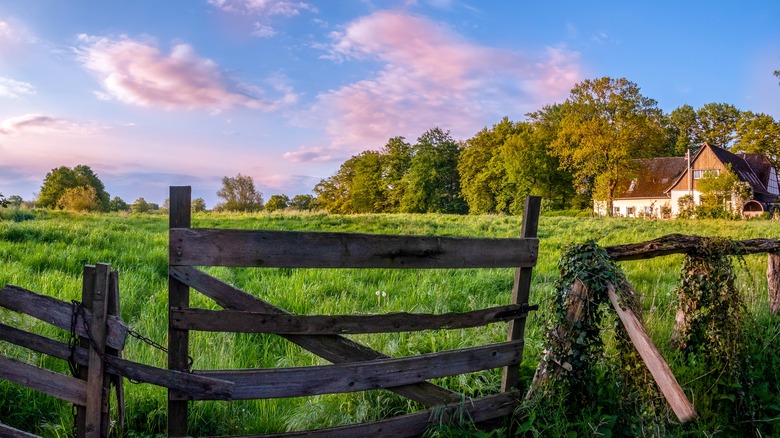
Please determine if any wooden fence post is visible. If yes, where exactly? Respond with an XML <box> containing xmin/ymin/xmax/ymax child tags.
<box><xmin>75</xmin><ymin>265</ymin><xmax>95</xmax><ymax>437</ymax></box>
<box><xmin>169</xmin><ymin>186</ymin><xmax>192</xmax><ymax>437</ymax></box>
<box><xmin>768</xmin><ymin>253</ymin><xmax>780</xmax><ymax>315</ymax></box>
<box><xmin>106</xmin><ymin>270</ymin><xmax>125</xmax><ymax>433</ymax></box>
<box><xmin>85</xmin><ymin>263</ymin><xmax>111</xmax><ymax>437</ymax></box>
<box><xmin>501</xmin><ymin>196</ymin><xmax>541</xmax><ymax>392</ymax></box>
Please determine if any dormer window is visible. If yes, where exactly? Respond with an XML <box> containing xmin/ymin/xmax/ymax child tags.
<box><xmin>627</xmin><ymin>179</ymin><xmax>636</xmax><ymax>192</ymax></box>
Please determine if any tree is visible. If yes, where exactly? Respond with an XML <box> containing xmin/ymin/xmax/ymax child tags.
<box><xmin>0</xmin><ymin>193</ymin><xmax>6</xmax><ymax>208</ymax></box>
<box><xmin>775</xmin><ymin>68</ymin><xmax>779</xmax><ymax>86</ymax></box>
<box><xmin>290</xmin><ymin>194</ymin><xmax>315</xmax><ymax>211</ymax></box>
<box><xmin>265</xmin><ymin>194</ymin><xmax>290</xmax><ymax>212</ymax></box>
<box><xmin>694</xmin><ymin>102</ymin><xmax>741</xmax><ymax>149</ymax></box>
<box><xmin>696</xmin><ymin>167</ymin><xmax>748</xmax><ymax>218</ymax></box>
<box><xmin>380</xmin><ymin>137</ymin><xmax>413</xmax><ymax>212</ymax></box>
<box><xmin>665</xmin><ymin>104</ymin><xmax>699</xmax><ymax>156</ymax></box>
<box><xmin>216</xmin><ymin>173</ymin><xmax>264</xmax><ymax>212</ymax></box>
<box><xmin>732</xmin><ymin>111</ymin><xmax>780</xmax><ymax>168</ymax></box>
<box><xmin>58</xmin><ymin>186</ymin><xmax>100</xmax><ymax>212</ymax></box>
<box><xmin>7</xmin><ymin>195</ymin><xmax>24</xmax><ymax>207</ymax></box>
<box><xmin>131</xmin><ymin>197</ymin><xmax>153</xmax><ymax>214</ymax></box>
<box><xmin>191</xmin><ymin>197</ymin><xmax>207</xmax><ymax>213</ymax></box>
<box><xmin>400</xmin><ymin>128</ymin><xmax>467</xmax><ymax>214</ymax></box>
<box><xmin>108</xmin><ymin>196</ymin><xmax>129</xmax><ymax>212</ymax></box>
<box><xmin>38</xmin><ymin>165</ymin><xmax>110</xmax><ymax>211</ymax></box>
<box><xmin>549</xmin><ymin>77</ymin><xmax>665</xmax><ymax>216</ymax></box>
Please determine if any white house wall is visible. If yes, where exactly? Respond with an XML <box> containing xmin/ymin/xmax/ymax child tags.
<box><xmin>608</xmin><ymin>198</ymin><xmax>670</xmax><ymax>218</ymax></box>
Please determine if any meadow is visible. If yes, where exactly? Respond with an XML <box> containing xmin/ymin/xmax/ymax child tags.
<box><xmin>0</xmin><ymin>209</ymin><xmax>779</xmax><ymax>436</ymax></box>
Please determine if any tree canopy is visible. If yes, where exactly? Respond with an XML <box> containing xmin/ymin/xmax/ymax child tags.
<box><xmin>38</xmin><ymin>165</ymin><xmax>110</xmax><ymax>211</ymax></box>
<box><xmin>549</xmin><ymin>77</ymin><xmax>665</xmax><ymax>215</ymax></box>
<box><xmin>216</xmin><ymin>174</ymin><xmax>264</xmax><ymax>212</ymax></box>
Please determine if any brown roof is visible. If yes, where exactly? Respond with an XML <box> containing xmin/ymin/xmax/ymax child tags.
<box><xmin>739</xmin><ymin>153</ymin><xmax>773</xmax><ymax>190</ymax></box>
<box><xmin>618</xmin><ymin>157</ymin><xmax>686</xmax><ymax>198</ymax></box>
<box><xmin>706</xmin><ymin>144</ymin><xmax>768</xmax><ymax>195</ymax></box>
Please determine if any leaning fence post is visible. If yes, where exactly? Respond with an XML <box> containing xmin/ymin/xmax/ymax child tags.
<box><xmin>501</xmin><ymin>196</ymin><xmax>541</xmax><ymax>392</ymax></box>
<box><xmin>106</xmin><ymin>270</ymin><xmax>125</xmax><ymax>433</ymax></box>
<box><xmin>168</xmin><ymin>186</ymin><xmax>192</xmax><ymax>437</ymax></box>
<box><xmin>768</xmin><ymin>252</ymin><xmax>780</xmax><ymax>315</ymax></box>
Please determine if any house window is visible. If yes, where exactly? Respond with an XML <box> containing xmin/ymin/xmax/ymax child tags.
<box><xmin>645</xmin><ymin>206</ymin><xmax>652</xmax><ymax>215</ymax></box>
<box><xmin>613</xmin><ymin>206</ymin><xmax>620</xmax><ymax>216</ymax></box>
<box><xmin>626</xmin><ymin>207</ymin><xmax>635</xmax><ymax>216</ymax></box>
<box><xmin>693</xmin><ymin>169</ymin><xmax>719</xmax><ymax>180</ymax></box>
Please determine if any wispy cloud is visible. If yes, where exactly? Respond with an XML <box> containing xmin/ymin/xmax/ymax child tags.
<box><xmin>76</xmin><ymin>35</ymin><xmax>298</xmax><ymax>111</ymax></box>
<box><xmin>0</xmin><ymin>114</ymin><xmax>99</xmax><ymax>136</ymax></box>
<box><xmin>291</xmin><ymin>10</ymin><xmax>581</xmax><ymax>161</ymax></box>
<box><xmin>0</xmin><ymin>76</ymin><xmax>35</xmax><ymax>98</ymax></box>
<box><xmin>0</xmin><ymin>17</ymin><xmax>36</xmax><ymax>54</ymax></box>
<box><xmin>208</xmin><ymin>0</ymin><xmax>317</xmax><ymax>38</ymax></box>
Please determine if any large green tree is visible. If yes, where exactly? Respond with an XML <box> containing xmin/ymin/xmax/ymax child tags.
<box><xmin>732</xmin><ymin>111</ymin><xmax>780</xmax><ymax>168</ymax></box>
<box><xmin>400</xmin><ymin>128</ymin><xmax>466</xmax><ymax>214</ymax></box>
<box><xmin>549</xmin><ymin>77</ymin><xmax>665</xmax><ymax>215</ymax></box>
<box><xmin>380</xmin><ymin>137</ymin><xmax>413</xmax><ymax>212</ymax></box>
<box><xmin>216</xmin><ymin>173</ymin><xmax>264</xmax><ymax>212</ymax></box>
<box><xmin>314</xmin><ymin>151</ymin><xmax>384</xmax><ymax>214</ymax></box>
<box><xmin>665</xmin><ymin>104</ymin><xmax>699</xmax><ymax>156</ymax></box>
<box><xmin>38</xmin><ymin>165</ymin><xmax>110</xmax><ymax>211</ymax></box>
<box><xmin>694</xmin><ymin>102</ymin><xmax>741</xmax><ymax>148</ymax></box>
<box><xmin>265</xmin><ymin>194</ymin><xmax>290</xmax><ymax>212</ymax></box>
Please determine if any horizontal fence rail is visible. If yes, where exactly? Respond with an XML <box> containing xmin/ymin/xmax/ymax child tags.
<box><xmin>181</xmin><ymin>340</ymin><xmax>523</xmax><ymax>400</ymax></box>
<box><xmin>170</xmin><ymin>304</ymin><xmax>538</xmax><ymax>334</ymax></box>
<box><xmin>170</xmin><ymin>228</ymin><xmax>538</xmax><ymax>269</ymax></box>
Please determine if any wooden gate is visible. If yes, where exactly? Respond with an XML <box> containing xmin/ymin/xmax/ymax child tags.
<box><xmin>167</xmin><ymin>186</ymin><xmax>541</xmax><ymax>436</ymax></box>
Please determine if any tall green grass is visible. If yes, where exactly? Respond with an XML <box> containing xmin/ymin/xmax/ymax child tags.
<box><xmin>0</xmin><ymin>211</ymin><xmax>779</xmax><ymax>436</ymax></box>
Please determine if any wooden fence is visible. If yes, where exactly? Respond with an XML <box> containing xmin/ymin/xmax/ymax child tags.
<box><xmin>167</xmin><ymin>186</ymin><xmax>542</xmax><ymax>437</ymax></box>
<box><xmin>0</xmin><ymin>264</ymin><xmax>233</xmax><ymax>438</ymax></box>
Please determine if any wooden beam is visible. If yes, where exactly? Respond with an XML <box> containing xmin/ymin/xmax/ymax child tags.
<box><xmin>168</xmin><ymin>186</ymin><xmax>192</xmax><ymax>438</ymax></box>
<box><xmin>0</xmin><ymin>322</ymin><xmax>233</xmax><ymax>399</ymax></box>
<box><xmin>183</xmin><ymin>340</ymin><xmax>522</xmax><ymax>400</ymax></box>
<box><xmin>170</xmin><ymin>228</ymin><xmax>538</xmax><ymax>269</ymax></box>
<box><xmin>502</xmin><ymin>196</ymin><xmax>541</xmax><ymax>393</ymax></box>
<box><xmin>170</xmin><ymin>304</ymin><xmax>537</xmax><ymax>334</ymax></box>
<box><xmin>768</xmin><ymin>253</ymin><xmax>780</xmax><ymax>315</ymax></box>
<box><xmin>219</xmin><ymin>392</ymin><xmax>517</xmax><ymax>438</ymax></box>
<box><xmin>605</xmin><ymin>234</ymin><xmax>780</xmax><ymax>261</ymax></box>
<box><xmin>0</xmin><ymin>285</ymin><xmax>128</xmax><ymax>350</ymax></box>
<box><xmin>0</xmin><ymin>355</ymin><xmax>87</xmax><ymax>406</ymax></box>
<box><xmin>169</xmin><ymin>265</ymin><xmax>461</xmax><ymax>406</ymax></box>
<box><xmin>84</xmin><ymin>263</ymin><xmax>111</xmax><ymax>437</ymax></box>
<box><xmin>606</xmin><ymin>283</ymin><xmax>696</xmax><ymax>423</ymax></box>
<box><xmin>0</xmin><ymin>422</ymin><xmax>41</xmax><ymax>438</ymax></box>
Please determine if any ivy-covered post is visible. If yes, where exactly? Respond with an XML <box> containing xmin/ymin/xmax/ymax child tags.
<box><xmin>768</xmin><ymin>252</ymin><xmax>780</xmax><ymax>315</ymax></box>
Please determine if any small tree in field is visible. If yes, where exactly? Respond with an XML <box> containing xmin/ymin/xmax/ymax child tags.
<box><xmin>192</xmin><ymin>197</ymin><xmax>207</xmax><ymax>213</ymax></box>
<box><xmin>131</xmin><ymin>197</ymin><xmax>153</xmax><ymax>214</ymax></box>
<box><xmin>216</xmin><ymin>174</ymin><xmax>263</xmax><ymax>212</ymax></box>
<box><xmin>0</xmin><ymin>193</ymin><xmax>6</xmax><ymax>208</ymax></box>
<box><xmin>108</xmin><ymin>196</ymin><xmax>129</xmax><ymax>212</ymax></box>
<box><xmin>265</xmin><ymin>194</ymin><xmax>289</xmax><ymax>212</ymax></box>
<box><xmin>290</xmin><ymin>194</ymin><xmax>315</xmax><ymax>211</ymax></box>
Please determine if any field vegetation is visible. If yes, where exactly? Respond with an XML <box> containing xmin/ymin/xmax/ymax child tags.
<box><xmin>0</xmin><ymin>209</ymin><xmax>779</xmax><ymax>436</ymax></box>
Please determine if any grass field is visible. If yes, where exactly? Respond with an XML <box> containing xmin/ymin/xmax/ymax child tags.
<box><xmin>1</xmin><ymin>209</ymin><xmax>779</xmax><ymax>436</ymax></box>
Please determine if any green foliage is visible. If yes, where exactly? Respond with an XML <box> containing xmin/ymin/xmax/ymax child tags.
<box><xmin>265</xmin><ymin>194</ymin><xmax>290</xmax><ymax>212</ymax></box>
<box><xmin>216</xmin><ymin>173</ymin><xmax>264</xmax><ymax>212</ymax></box>
<box><xmin>549</xmin><ymin>77</ymin><xmax>665</xmax><ymax>215</ymax></box>
<box><xmin>131</xmin><ymin>197</ymin><xmax>154</xmax><ymax>214</ymax></box>
<box><xmin>0</xmin><ymin>192</ymin><xmax>6</xmax><ymax>208</ymax></box>
<box><xmin>732</xmin><ymin>111</ymin><xmax>780</xmax><ymax>169</ymax></box>
<box><xmin>38</xmin><ymin>165</ymin><xmax>110</xmax><ymax>211</ymax></box>
<box><xmin>191</xmin><ymin>197</ymin><xmax>207</xmax><ymax>213</ymax></box>
<box><xmin>289</xmin><ymin>194</ymin><xmax>315</xmax><ymax>211</ymax></box>
<box><xmin>695</xmin><ymin>102</ymin><xmax>741</xmax><ymax>148</ymax></box>
<box><xmin>108</xmin><ymin>196</ymin><xmax>129</xmax><ymax>212</ymax></box>
<box><xmin>57</xmin><ymin>185</ymin><xmax>100</xmax><ymax>212</ymax></box>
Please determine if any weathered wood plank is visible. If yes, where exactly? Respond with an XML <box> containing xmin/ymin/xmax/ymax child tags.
<box><xmin>170</xmin><ymin>266</ymin><xmax>461</xmax><ymax>406</ymax></box>
<box><xmin>107</xmin><ymin>270</ymin><xmax>125</xmax><ymax>431</ymax></box>
<box><xmin>0</xmin><ymin>322</ymin><xmax>234</xmax><ymax>400</ymax></box>
<box><xmin>170</xmin><ymin>304</ymin><xmax>537</xmax><ymax>334</ymax></box>
<box><xmin>168</xmin><ymin>185</ymin><xmax>192</xmax><ymax>438</ymax></box>
<box><xmin>768</xmin><ymin>253</ymin><xmax>780</xmax><ymax>315</ymax></box>
<box><xmin>502</xmin><ymin>196</ymin><xmax>540</xmax><ymax>393</ymax></box>
<box><xmin>0</xmin><ymin>355</ymin><xmax>87</xmax><ymax>406</ymax></box>
<box><xmin>183</xmin><ymin>340</ymin><xmax>522</xmax><ymax>400</ymax></box>
<box><xmin>205</xmin><ymin>392</ymin><xmax>518</xmax><ymax>438</ymax></box>
<box><xmin>605</xmin><ymin>234</ymin><xmax>780</xmax><ymax>261</ymax></box>
<box><xmin>0</xmin><ymin>284</ymin><xmax>128</xmax><ymax>350</ymax></box>
<box><xmin>85</xmin><ymin>263</ymin><xmax>110</xmax><ymax>437</ymax></box>
<box><xmin>607</xmin><ymin>283</ymin><xmax>696</xmax><ymax>423</ymax></box>
<box><xmin>0</xmin><ymin>422</ymin><xmax>41</xmax><ymax>438</ymax></box>
<box><xmin>170</xmin><ymin>228</ymin><xmax>538</xmax><ymax>269</ymax></box>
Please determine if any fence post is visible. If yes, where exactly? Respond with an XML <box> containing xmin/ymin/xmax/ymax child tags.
<box><xmin>769</xmin><ymin>253</ymin><xmax>780</xmax><ymax>315</ymax></box>
<box><xmin>169</xmin><ymin>186</ymin><xmax>192</xmax><ymax>437</ymax></box>
<box><xmin>75</xmin><ymin>265</ymin><xmax>95</xmax><ymax>437</ymax></box>
<box><xmin>85</xmin><ymin>263</ymin><xmax>111</xmax><ymax>437</ymax></box>
<box><xmin>106</xmin><ymin>270</ymin><xmax>125</xmax><ymax>433</ymax></box>
<box><xmin>501</xmin><ymin>196</ymin><xmax>541</xmax><ymax>392</ymax></box>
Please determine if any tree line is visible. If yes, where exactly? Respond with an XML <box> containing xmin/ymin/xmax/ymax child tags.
<box><xmin>313</xmin><ymin>76</ymin><xmax>780</xmax><ymax>215</ymax></box>
<box><xmin>4</xmin><ymin>76</ymin><xmax>778</xmax><ymax>216</ymax></box>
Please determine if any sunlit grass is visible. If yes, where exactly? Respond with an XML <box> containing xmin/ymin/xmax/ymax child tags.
<box><xmin>0</xmin><ymin>210</ymin><xmax>779</xmax><ymax>435</ymax></box>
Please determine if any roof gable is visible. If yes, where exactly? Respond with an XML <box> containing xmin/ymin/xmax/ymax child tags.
<box><xmin>618</xmin><ymin>157</ymin><xmax>686</xmax><ymax>198</ymax></box>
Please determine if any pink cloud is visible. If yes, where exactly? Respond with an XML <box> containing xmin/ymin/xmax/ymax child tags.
<box><xmin>77</xmin><ymin>35</ymin><xmax>297</xmax><ymax>111</ymax></box>
<box><xmin>0</xmin><ymin>114</ymin><xmax>99</xmax><ymax>136</ymax></box>
<box><xmin>292</xmin><ymin>10</ymin><xmax>581</xmax><ymax>161</ymax></box>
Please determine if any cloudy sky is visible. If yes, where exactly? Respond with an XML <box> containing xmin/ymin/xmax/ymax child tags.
<box><xmin>1</xmin><ymin>1</ymin><xmax>779</xmax><ymax>207</ymax></box>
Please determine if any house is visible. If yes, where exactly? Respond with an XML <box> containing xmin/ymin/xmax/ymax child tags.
<box><xmin>594</xmin><ymin>143</ymin><xmax>779</xmax><ymax>218</ymax></box>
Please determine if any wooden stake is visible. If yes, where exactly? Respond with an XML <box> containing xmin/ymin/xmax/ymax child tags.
<box><xmin>606</xmin><ymin>283</ymin><xmax>696</xmax><ymax>423</ymax></box>
<box><xmin>768</xmin><ymin>253</ymin><xmax>780</xmax><ymax>315</ymax></box>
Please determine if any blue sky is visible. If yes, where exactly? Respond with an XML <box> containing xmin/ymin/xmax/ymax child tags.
<box><xmin>1</xmin><ymin>0</ymin><xmax>779</xmax><ymax>207</ymax></box>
